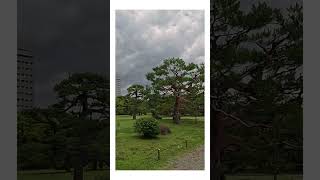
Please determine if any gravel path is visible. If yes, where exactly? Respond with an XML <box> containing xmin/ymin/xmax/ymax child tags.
<box><xmin>166</xmin><ymin>145</ymin><xmax>204</xmax><ymax>170</ymax></box>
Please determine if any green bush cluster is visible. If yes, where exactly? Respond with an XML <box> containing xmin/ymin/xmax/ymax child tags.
<box><xmin>134</xmin><ymin>118</ymin><xmax>160</xmax><ymax>138</ymax></box>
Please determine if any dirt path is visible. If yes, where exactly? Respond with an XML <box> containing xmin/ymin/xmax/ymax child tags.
<box><xmin>166</xmin><ymin>145</ymin><xmax>204</xmax><ymax>170</ymax></box>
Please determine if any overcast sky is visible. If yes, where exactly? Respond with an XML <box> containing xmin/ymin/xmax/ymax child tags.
<box><xmin>19</xmin><ymin>0</ymin><xmax>109</xmax><ymax>108</ymax></box>
<box><xmin>116</xmin><ymin>10</ymin><xmax>204</xmax><ymax>95</ymax></box>
<box><xmin>19</xmin><ymin>0</ymin><xmax>301</xmax><ymax>107</ymax></box>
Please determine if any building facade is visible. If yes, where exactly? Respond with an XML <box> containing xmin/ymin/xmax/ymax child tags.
<box><xmin>116</xmin><ymin>74</ymin><xmax>121</xmax><ymax>97</ymax></box>
<box><xmin>17</xmin><ymin>48</ymin><xmax>34</xmax><ymax>111</ymax></box>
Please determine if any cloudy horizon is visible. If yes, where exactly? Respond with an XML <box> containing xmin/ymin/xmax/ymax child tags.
<box><xmin>116</xmin><ymin>10</ymin><xmax>204</xmax><ymax>95</ymax></box>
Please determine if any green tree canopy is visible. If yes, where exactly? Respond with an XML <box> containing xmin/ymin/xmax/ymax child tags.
<box><xmin>146</xmin><ymin>57</ymin><xmax>204</xmax><ymax>124</ymax></box>
<box><xmin>126</xmin><ymin>84</ymin><xmax>146</xmax><ymax>119</ymax></box>
<box><xmin>53</xmin><ymin>72</ymin><xmax>109</xmax><ymax>180</ymax></box>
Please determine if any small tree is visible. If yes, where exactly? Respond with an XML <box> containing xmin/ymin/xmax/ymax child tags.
<box><xmin>53</xmin><ymin>72</ymin><xmax>109</xmax><ymax>180</ymax></box>
<box><xmin>126</xmin><ymin>84</ymin><xmax>145</xmax><ymax>119</ymax></box>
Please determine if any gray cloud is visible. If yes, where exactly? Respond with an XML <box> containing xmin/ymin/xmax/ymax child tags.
<box><xmin>116</xmin><ymin>10</ymin><xmax>204</xmax><ymax>95</ymax></box>
<box><xmin>20</xmin><ymin>0</ymin><xmax>109</xmax><ymax>107</ymax></box>
<box><xmin>19</xmin><ymin>0</ymin><xmax>300</xmax><ymax>107</ymax></box>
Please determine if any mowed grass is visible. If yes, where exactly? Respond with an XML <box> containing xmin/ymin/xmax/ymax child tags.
<box><xmin>116</xmin><ymin>115</ymin><xmax>204</xmax><ymax>170</ymax></box>
<box><xmin>18</xmin><ymin>170</ymin><xmax>109</xmax><ymax>180</ymax></box>
<box><xmin>226</xmin><ymin>174</ymin><xmax>303</xmax><ymax>180</ymax></box>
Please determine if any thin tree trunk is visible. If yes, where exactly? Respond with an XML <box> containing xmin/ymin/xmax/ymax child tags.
<box><xmin>173</xmin><ymin>96</ymin><xmax>181</xmax><ymax>124</ymax></box>
<box><xmin>133</xmin><ymin>90</ymin><xmax>138</xmax><ymax>120</ymax></box>
<box><xmin>73</xmin><ymin>163</ymin><xmax>83</xmax><ymax>180</ymax></box>
<box><xmin>72</xmin><ymin>94</ymin><xmax>87</xmax><ymax>180</ymax></box>
<box><xmin>98</xmin><ymin>160</ymin><xmax>104</xmax><ymax>169</ymax></box>
<box><xmin>212</xmin><ymin>110</ymin><xmax>225</xmax><ymax>180</ymax></box>
<box><xmin>92</xmin><ymin>159</ymin><xmax>98</xmax><ymax>170</ymax></box>
<box><xmin>273</xmin><ymin>115</ymin><xmax>280</xmax><ymax>180</ymax></box>
<box><xmin>64</xmin><ymin>153</ymin><xmax>71</xmax><ymax>172</ymax></box>
<box><xmin>52</xmin><ymin>125</ymin><xmax>57</xmax><ymax>169</ymax></box>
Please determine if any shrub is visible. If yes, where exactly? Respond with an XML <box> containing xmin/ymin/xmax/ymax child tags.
<box><xmin>159</xmin><ymin>124</ymin><xmax>171</xmax><ymax>135</ymax></box>
<box><xmin>134</xmin><ymin>118</ymin><xmax>160</xmax><ymax>138</ymax></box>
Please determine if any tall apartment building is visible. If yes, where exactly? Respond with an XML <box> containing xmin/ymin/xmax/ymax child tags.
<box><xmin>116</xmin><ymin>74</ymin><xmax>121</xmax><ymax>97</ymax></box>
<box><xmin>17</xmin><ymin>48</ymin><xmax>34</xmax><ymax>111</ymax></box>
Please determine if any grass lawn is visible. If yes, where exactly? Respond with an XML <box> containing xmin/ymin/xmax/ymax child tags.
<box><xmin>116</xmin><ymin>115</ymin><xmax>204</xmax><ymax>170</ymax></box>
<box><xmin>17</xmin><ymin>170</ymin><xmax>109</xmax><ymax>180</ymax></box>
<box><xmin>226</xmin><ymin>174</ymin><xmax>303</xmax><ymax>180</ymax></box>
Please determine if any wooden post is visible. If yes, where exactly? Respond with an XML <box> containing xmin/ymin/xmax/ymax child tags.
<box><xmin>157</xmin><ymin>149</ymin><xmax>160</xmax><ymax>160</ymax></box>
<box><xmin>185</xmin><ymin>140</ymin><xmax>188</xmax><ymax>148</ymax></box>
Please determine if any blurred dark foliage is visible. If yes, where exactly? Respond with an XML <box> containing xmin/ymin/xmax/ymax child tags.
<box><xmin>210</xmin><ymin>0</ymin><xmax>303</xmax><ymax>179</ymax></box>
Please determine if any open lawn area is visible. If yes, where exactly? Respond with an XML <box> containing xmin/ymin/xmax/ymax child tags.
<box><xmin>116</xmin><ymin>115</ymin><xmax>204</xmax><ymax>170</ymax></box>
<box><xmin>17</xmin><ymin>170</ymin><xmax>109</xmax><ymax>180</ymax></box>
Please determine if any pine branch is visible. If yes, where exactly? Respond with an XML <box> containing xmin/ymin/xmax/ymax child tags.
<box><xmin>282</xmin><ymin>141</ymin><xmax>303</xmax><ymax>150</ymax></box>
<box><xmin>214</xmin><ymin>107</ymin><xmax>272</xmax><ymax>128</ymax></box>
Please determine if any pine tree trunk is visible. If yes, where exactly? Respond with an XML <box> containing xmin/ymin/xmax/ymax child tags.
<box><xmin>92</xmin><ymin>159</ymin><xmax>98</xmax><ymax>170</ymax></box>
<box><xmin>73</xmin><ymin>163</ymin><xmax>83</xmax><ymax>180</ymax></box>
<box><xmin>212</xmin><ymin>111</ymin><xmax>225</xmax><ymax>180</ymax></box>
<box><xmin>98</xmin><ymin>160</ymin><xmax>104</xmax><ymax>169</ymax></box>
<box><xmin>273</xmin><ymin>115</ymin><xmax>280</xmax><ymax>180</ymax></box>
<box><xmin>64</xmin><ymin>154</ymin><xmax>71</xmax><ymax>172</ymax></box>
<box><xmin>173</xmin><ymin>96</ymin><xmax>181</xmax><ymax>124</ymax></box>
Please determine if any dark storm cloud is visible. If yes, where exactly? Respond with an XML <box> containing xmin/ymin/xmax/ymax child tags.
<box><xmin>239</xmin><ymin>0</ymin><xmax>302</xmax><ymax>11</ymax></box>
<box><xmin>19</xmin><ymin>0</ymin><xmax>109</xmax><ymax>107</ymax></box>
<box><xmin>116</xmin><ymin>10</ymin><xmax>204</xmax><ymax>95</ymax></box>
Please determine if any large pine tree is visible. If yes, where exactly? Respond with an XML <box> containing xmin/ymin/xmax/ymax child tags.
<box><xmin>210</xmin><ymin>0</ymin><xmax>302</xmax><ymax>179</ymax></box>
